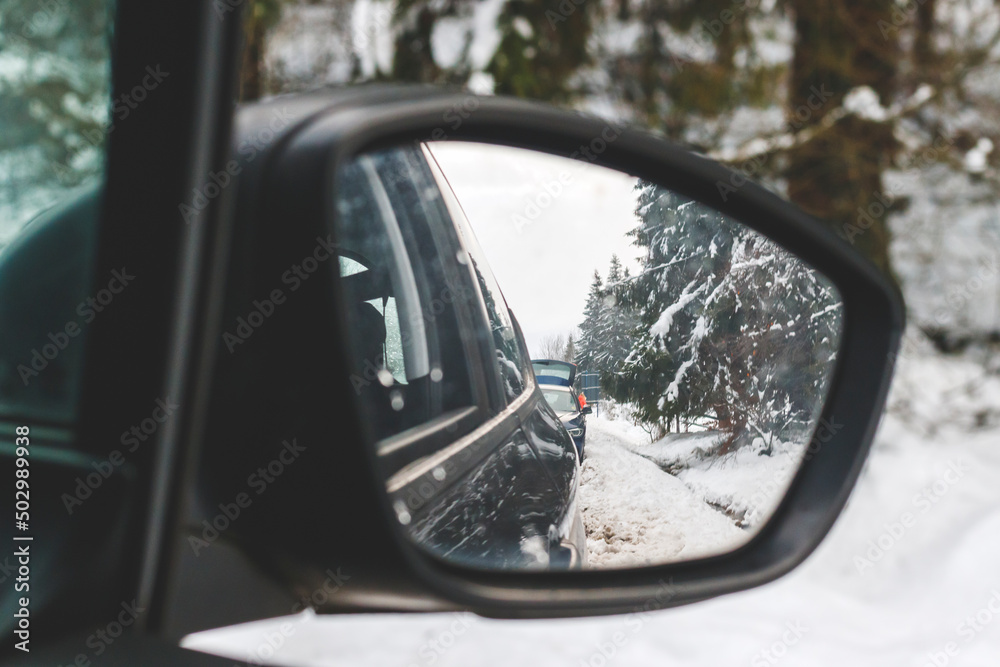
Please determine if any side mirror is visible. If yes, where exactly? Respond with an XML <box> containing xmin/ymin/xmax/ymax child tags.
<box><xmin>220</xmin><ymin>87</ymin><xmax>903</xmax><ymax>619</ymax></box>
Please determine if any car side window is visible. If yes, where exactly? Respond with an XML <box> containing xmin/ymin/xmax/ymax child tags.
<box><xmin>338</xmin><ymin>255</ymin><xmax>407</xmax><ymax>385</ymax></box>
<box><xmin>333</xmin><ymin>149</ymin><xmax>476</xmax><ymax>451</ymax></box>
<box><xmin>0</xmin><ymin>1</ymin><xmax>113</xmax><ymax>427</ymax></box>
<box><xmin>421</xmin><ymin>146</ymin><xmax>528</xmax><ymax>404</ymax></box>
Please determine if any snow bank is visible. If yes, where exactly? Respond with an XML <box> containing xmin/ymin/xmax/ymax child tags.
<box><xmin>577</xmin><ymin>420</ymin><xmax>743</xmax><ymax>567</ymax></box>
<box><xmin>592</xmin><ymin>413</ymin><xmax>802</xmax><ymax>530</ymax></box>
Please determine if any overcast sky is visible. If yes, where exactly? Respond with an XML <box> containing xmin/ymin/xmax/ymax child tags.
<box><xmin>428</xmin><ymin>142</ymin><xmax>641</xmax><ymax>356</ymax></box>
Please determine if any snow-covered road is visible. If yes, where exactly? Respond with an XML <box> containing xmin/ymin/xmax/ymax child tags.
<box><xmin>578</xmin><ymin>419</ymin><xmax>744</xmax><ymax>567</ymax></box>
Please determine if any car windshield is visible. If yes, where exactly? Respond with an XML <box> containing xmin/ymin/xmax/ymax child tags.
<box><xmin>541</xmin><ymin>387</ymin><xmax>577</xmax><ymax>413</ymax></box>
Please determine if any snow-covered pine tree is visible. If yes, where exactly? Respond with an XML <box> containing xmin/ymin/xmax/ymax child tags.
<box><xmin>563</xmin><ymin>333</ymin><xmax>576</xmax><ymax>363</ymax></box>
<box><xmin>610</xmin><ymin>182</ymin><xmax>739</xmax><ymax>436</ymax></box>
<box><xmin>612</xmin><ymin>180</ymin><xmax>842</xmax><ymax>448</ymax></box>
<box><xmin>601</xmin><ymin>255</ymin><xmax>639</xmax><ymax>377</ymax></box>
<box><xmin>575</xmin><ymin>256</ymin><xmax>640</xmax><ymax>390</ymax></box>
<box><xmin>574</xmin><ymin>271</ymin><xmax>607</xmax><ymax>374</ymax></box>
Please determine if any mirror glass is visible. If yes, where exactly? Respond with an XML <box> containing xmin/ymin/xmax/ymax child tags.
<box><xmin>332</xmin><ymin>141</ymin><xmax>843</xmax><ymax>571</ymax></box>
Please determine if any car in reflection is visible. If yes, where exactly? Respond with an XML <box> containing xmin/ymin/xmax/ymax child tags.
<box><xmin>538</xmin><ymin>384</ymin><xmax>591</xmax><ymax>458</ymax></box>
<box><xmin>534</xmin><ymin>357</ymin><xmax>587</xmax><ymax>399</ymax></box>
<box><xmin>332</xmin><ymin>144</ymin><xmax>587</xmax><ymax>570</ymax></box>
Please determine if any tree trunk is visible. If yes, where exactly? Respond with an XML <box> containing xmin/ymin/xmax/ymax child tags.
<box><xmin>914</xmin><ymin>0</ymin><xmax>936</xmax><ymax>70</ymax></box>
<box><xmin>785</xmin><ymin>0</ymin><xmax>901</xmax><ymax>277</ymax></box>
<box><xmin>240</xmin><ymin>7</ymin><xmax>266</xmax><ymax>101</ymax></box>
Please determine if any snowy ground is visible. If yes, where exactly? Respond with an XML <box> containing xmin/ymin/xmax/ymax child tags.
<box><xmin>577</xmin><ymin>419</ymin><xmax>744</xmax><ymax>567</ymax></box>
<box><xmin>578</xmin><ymin>409</ymin><xmax>807</xmax><ymax>567</ymax></box>
<box><xmin>184</xmin><ymin>340</ymin><xmax>1000</xmax><ymax>666</ymax></box>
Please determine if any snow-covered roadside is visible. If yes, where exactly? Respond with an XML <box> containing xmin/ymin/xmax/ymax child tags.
<box><xmin>592</xmin><ymin>414</ymin><xmax>805</xmax><ymax>532</ymax></box>
<box><xmin>183</xmin><ymin>344</ymin><xmax>1000</xmax><ymax>667</ymax></box>
<box><xmin>577</xmin><ymin>420</ymin><xmax>743</xmax><ymax>567</ymax></box>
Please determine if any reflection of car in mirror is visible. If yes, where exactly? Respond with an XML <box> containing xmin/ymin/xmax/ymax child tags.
<box><xmin>336</xmin><ymin>137</ymin><xmax>851</xmax><ymax>571</ymax></box>
<box><xmin>538</xmin><ymin>383</ymin><xmax>590</xmax><ymax>458</ymax></box>
<box><xmin>333</xmin><ymin>144</ymin><xmax>586</xmax><ymax>570</ymax></box>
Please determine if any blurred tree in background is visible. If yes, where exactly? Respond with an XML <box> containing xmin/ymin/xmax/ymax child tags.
<box><xmin>242</xmin><ymin>0</ymin><xmax>1000</xmax><ymax>343</ymax></box>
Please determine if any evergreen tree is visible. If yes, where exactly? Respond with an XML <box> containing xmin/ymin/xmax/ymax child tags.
<box><xmin>562</xmin><ymin>333</ymin><xmax>575</xmax><ymax>363</ymax></box>
<box><xmin>610</xmin><ymin>180</ymin><xmax>841</xmax><ymax>447</ymax></box>
<box><xmin>575</xmin><ymin>271</ymin><xmax>607</xmax><ymax>374</ymax></box>
<box><xmin>601</xmin><ymin>255</ymin><xmax>638</xmax><ymax>378</ymax></box>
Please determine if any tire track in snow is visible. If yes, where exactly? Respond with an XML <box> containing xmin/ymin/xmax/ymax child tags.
<box><xmin>578</xmin><ymin>419</ymin><xmax>745</xmax><ymax>568</ymax></box>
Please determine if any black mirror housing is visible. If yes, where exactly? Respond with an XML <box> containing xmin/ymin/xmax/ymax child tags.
<box><xmin>189</xmin><ymin>85</ymin><xmax>903</xmax><ymax>624</ymax></box>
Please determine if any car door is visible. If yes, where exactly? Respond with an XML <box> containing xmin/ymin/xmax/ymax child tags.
<box><xmin>330</xmin><ymin>144</ymin><xmax>579</xmax><ymax>570</ymax></box>
<box><xmin>419</xmin><ymin>145</ymin><xmax>582</xmax><ymax>567</ymax></box>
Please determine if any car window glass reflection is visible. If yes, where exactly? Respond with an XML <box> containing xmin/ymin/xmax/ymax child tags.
<box><xmin>333</xmin><ymin>149</ymin><xmax>476</xmax><ymax>448</ymax></box>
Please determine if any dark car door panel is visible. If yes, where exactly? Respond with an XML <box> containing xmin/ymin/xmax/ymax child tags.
<box><xmin>399</xmin><ymin>417</ymin><xmax>571</xmax><ymax>571</ymax></box>
<box><xmin>519</xmin><ymin>397</ymin><xmax>580</xmax><ymax>502</ymax></box>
